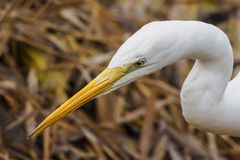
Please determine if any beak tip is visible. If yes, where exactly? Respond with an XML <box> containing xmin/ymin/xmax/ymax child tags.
<box><xmin>27</xmin><ymin>129</ymin><xmax>38</xmax><ymax>141</ymax></box>
<box><xmin>26</xmin><ymin>136</ymin><xmax>31</xmax><ymax>141</ymax></box>
<box><xmin>26</xmin><ymin>134</ymin><xmax>33</xmax><ymax>141</ymax></box>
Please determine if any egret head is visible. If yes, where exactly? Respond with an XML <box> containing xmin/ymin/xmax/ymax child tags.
<box><xmin>106</xmin><ymin>21</ymin><xmax>180</xmax><ymax>92</ymax></box>
<box><xmin>29</xmin><ymin>21</ymin><xmax>180</xmax><ymax>139</ymax></box>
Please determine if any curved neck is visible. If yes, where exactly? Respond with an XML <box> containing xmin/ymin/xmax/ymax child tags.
<box><xmin>176</xmin><ymin>23</ymin><xmax>233</xmax><ymax>126</ymax></box>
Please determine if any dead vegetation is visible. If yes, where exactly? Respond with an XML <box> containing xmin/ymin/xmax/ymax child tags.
<box><xmin>0</xmin><ymin>0</ymin><xmax>240</xmax><ymax>159</ymax></box>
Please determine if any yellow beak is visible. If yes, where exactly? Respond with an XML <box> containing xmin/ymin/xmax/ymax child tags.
<box><xmin>28</xmin><ymin>67</ymin><xmax>128</xmax><ymax>139</ymax></box>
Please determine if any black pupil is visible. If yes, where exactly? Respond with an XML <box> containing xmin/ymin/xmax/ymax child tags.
<box><xmin>136</xmin><ymin>62</ymin><xmax>142</xmax><ymax>65</ymax></box>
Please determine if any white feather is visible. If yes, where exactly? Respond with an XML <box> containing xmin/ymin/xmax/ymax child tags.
<box><xmin>107</xmin><ymin>21</ymin><xmax>240</xmax><ymax>136</ymax></box>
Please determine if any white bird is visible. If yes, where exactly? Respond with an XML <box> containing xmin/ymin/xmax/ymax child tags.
<box><xmin>29</xmin><ymin>21</ymin><xmax>240</xmax><ymax>139</ymax></box>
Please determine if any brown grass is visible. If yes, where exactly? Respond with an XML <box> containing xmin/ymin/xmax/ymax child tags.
<box><xmin>0</xmin><ymin>0</ymin><xmax>240</xmax><ymax>159</ymax></box>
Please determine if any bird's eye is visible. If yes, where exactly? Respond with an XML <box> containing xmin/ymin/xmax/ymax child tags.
<box><xmin>134</xmin><ymin>59</ymin><xmax>146</xmax><ymax>67</ymax></box>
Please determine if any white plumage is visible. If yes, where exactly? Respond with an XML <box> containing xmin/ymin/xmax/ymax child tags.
<box><xmin>109</xmin><ymin>21</ymin><xmax>240</xmax><ymax>136</ymax></box>
<box><xmin>30</xmin><ymin>21</ymin><xmax>240</xmax><ymax>138</ymax></box>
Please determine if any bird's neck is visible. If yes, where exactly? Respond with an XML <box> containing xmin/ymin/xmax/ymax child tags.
<box><xmin>177</xmin><ymin>25</ymin><xmax>233</xmax><ymax>127</ymax></box>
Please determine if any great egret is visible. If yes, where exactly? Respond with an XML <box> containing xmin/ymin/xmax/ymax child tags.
<box><xmin>29</xmin><ymin>21</ymin><xmax>240</xmax><ymax>139</ymax></box>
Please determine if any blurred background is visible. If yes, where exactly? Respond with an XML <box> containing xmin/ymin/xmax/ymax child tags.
<box><xmin>0</xmin><ymin>0</ymin><xmax>240</xmax><ymax>159</ymax></box>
